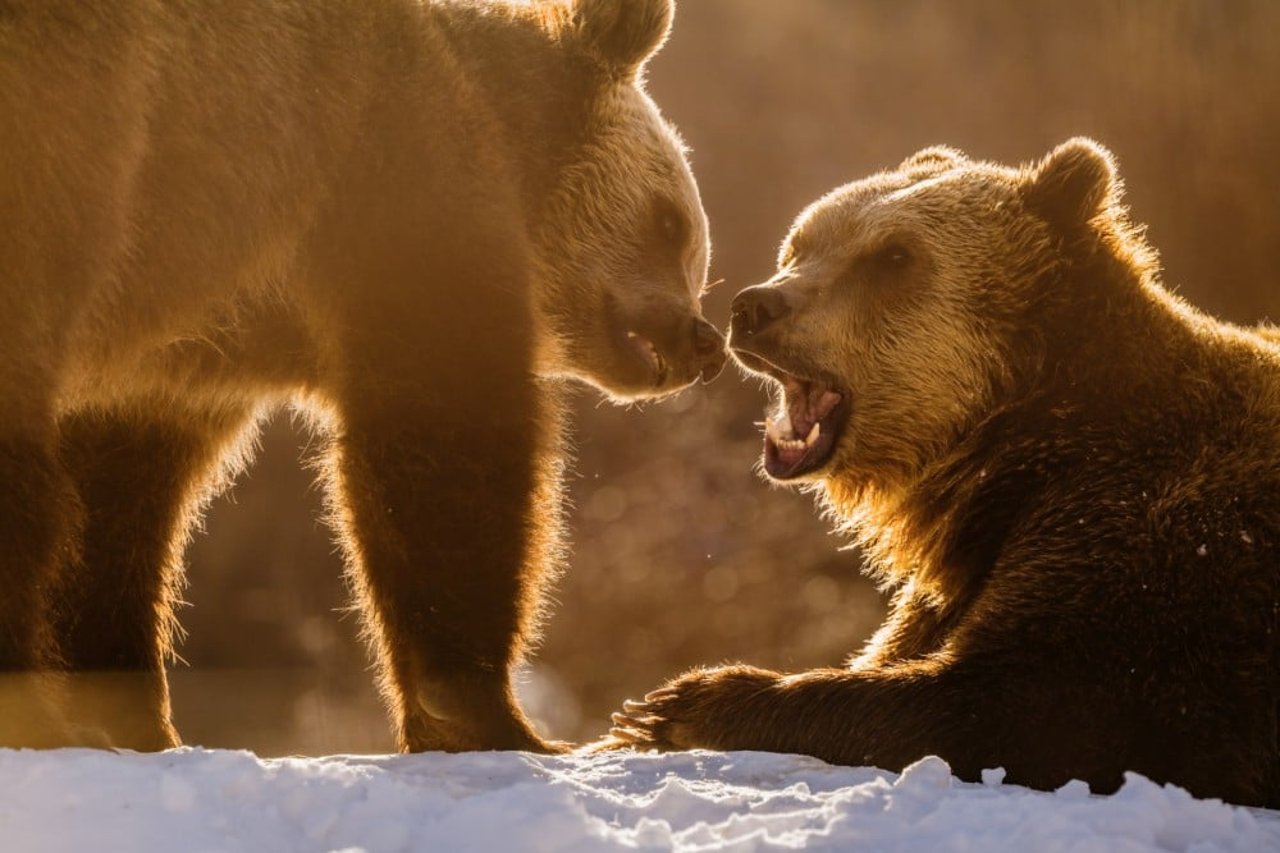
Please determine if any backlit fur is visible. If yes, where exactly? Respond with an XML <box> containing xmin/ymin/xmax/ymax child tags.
<box><xmin>0</xmin><ymin>0</ymin><xmax>718</xmax><ymax>753</ymax></box>
<box><xmin>610</xmin><ymin>139</ymin><xmax>1280</xmax><ymax>808</ymax></box>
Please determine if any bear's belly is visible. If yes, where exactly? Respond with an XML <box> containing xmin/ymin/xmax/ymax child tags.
<box><xmin>58</xmin><ymin>291</ymin><xmax>321</xmax><ymax>413</ymax></box>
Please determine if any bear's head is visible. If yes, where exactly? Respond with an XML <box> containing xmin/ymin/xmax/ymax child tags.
<box><xmin>728</xmin><ymin>138</ymin><xmax>1133</xmax><ymax>492</ymax></box>
<box><xmin>533</xmin><ymin>0</ymin><xmax>724</xmax><ymax>401</ymax></box>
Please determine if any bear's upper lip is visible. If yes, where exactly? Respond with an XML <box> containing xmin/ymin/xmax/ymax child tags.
<box><xmin>732</xmin><ymin>349</ymin><xmax>848</xmax><ymax>481</ymax></box>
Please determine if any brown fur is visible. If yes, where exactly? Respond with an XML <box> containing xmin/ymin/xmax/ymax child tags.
<box><xmin>610</xmin><ymin>139</ymin><xmax>1280</xmax><ymax>807</ymax></box>
<box><xmin>0</xmin><ymin>0</ymin><xmax>723</xmax><ymax>752</ymax></box>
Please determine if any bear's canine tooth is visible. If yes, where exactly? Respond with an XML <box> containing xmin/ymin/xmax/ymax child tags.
<box><xmin>765</xmin><ymin>415</ymin><xmax>795</xmax><ymax>444</ymax></box>
<box><xmin>803</xmin><ymin>422</ymin><xmax>820</xmax><ymax>446</ymax></box>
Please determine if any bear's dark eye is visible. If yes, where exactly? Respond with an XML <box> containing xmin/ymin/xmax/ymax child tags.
<box><xmin>654</xmin><ymin>198</ymin><xmax>688</xmax><ymax>249</ymax></box>
<box><xmin>868</xmin><ymin>242</ymin><xmax>912</xmax><ymax>269</ymax></box>
<box><xmin>842</xmin><ymin>241</ymin><xmax>917</xmax><ymax>287</ymax></box>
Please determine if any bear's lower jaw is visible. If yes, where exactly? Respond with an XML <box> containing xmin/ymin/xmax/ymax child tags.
<box><xmin>762</xmin><ymin>412</ymin><xmax>842</xmax><ymax>480</ymax></box>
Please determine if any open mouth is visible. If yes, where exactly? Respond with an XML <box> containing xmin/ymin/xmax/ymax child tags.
<box><xmin>760</xmin><ymin>372</ymin><xmax>847</xmax><ymax>480</ymax></box>
<box><xmin>626</xmin><ymin>330</ymin><xmax>668</xmax><ymax>387</ymax></box>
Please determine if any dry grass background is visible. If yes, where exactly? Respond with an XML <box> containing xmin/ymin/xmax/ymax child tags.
<box><xmin>171</xmin><ymin>0</ymin><xmax>1280</xmax><ymax>753</ymax></box>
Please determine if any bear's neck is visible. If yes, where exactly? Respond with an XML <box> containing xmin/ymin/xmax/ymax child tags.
<box><xmin>832</xmin><ymin>242</ymin><xmax>1222</xmax><ymax>609</ymax></box>
<box><xmin>426</xmin><ymin>3</ymin><xmax>593</xmax><ymax>213</ymax></box>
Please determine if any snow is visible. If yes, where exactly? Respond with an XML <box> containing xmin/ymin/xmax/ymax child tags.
<box><xmin>2</xmin><ymin>747</ymin><xmax>1276</xmax><ymax>852</ymax></box>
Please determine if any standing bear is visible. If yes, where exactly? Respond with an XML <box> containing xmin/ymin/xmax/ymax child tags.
<box><xmin>0</xmin><ymin>0</ymin><xmax>724</xmax><ymax>753</ymax></box>
<box><xmin>611</xmin><ymin>139</ymin><xmax>1280</xmax><ymax>807</ymax></box>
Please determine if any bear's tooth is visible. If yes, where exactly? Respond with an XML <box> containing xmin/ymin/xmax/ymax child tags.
<box><xmin>804</xmin><ymin>422</ymin><xmax>820</xmax><ymax>446</ymax></box>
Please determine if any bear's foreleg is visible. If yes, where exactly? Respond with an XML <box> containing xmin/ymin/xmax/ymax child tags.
<box><xmin>321</xmin><ymin>278</ymin><xmax>565</xmax><ymax>755</ymax></box>
<box><xmin>330</xmin><ymin>391</ymin><xmax>558</xmax><ymax>753</ymax></box>
<box><xmin>847</xmin><ymin>583</ymin><xmax>965</xmax><ymax>669</ymax></box>
<box><xmin>53</xmin><ymin>403</ymin><xmax>260</xmax><ymax>751</ymax></box>
<box><xmin>306</xmin><ymin>150</ymin><xmax>566</xmax><ymax>751</ymax></box>
<box><xmin>609</xmin><ymin>660</ymin><xmax>1148</xmax><ymax>796</ymax></box>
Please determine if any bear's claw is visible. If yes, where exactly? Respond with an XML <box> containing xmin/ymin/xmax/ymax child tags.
<box><xmin>608</xmin><ymin>706</ymin><xmax>663</xmax><ymax>747</ymax></box>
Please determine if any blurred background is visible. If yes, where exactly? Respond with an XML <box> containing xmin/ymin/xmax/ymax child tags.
<box><xmin>171</xmin><ymin>0</ymin><xmax>1280</xmax><ymax>753</ymax></box>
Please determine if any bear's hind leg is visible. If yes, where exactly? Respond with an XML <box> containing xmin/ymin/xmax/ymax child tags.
<box><xmin>0</xmin><ymin>433</ymin><xmax>82</xmax><ymax>748</ymax></box>
<box><xmin>53</xmin><ymin>403</ymin><xmax>258</xmax><ymax>751</ymax></box>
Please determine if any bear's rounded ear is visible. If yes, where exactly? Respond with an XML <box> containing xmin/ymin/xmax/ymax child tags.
<box><xmin>899</xmin><ymin>145</ymin><xmax>966</xmax><ymax>177</ymax></box>
<box><xmin>1022</xmin><ymin>137</ymin><xmax>1119</xmax><ymax>229</ymax></box>
<box><xmin>571</xmin><ymin>0</ymin><xmax>674</xmax><ymax>79</ymax></box>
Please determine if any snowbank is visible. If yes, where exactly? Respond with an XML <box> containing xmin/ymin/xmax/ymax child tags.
<box><xmin>1</xmin><ymin>747</ymin><xmax>1276</xmax><ymax>852</ymax></box>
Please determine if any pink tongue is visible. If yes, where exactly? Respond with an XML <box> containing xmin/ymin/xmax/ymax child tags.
<box><xmin>784</xmin><ymin>377</ymin><xmax>841</xmax><ymax>438</ymax></box>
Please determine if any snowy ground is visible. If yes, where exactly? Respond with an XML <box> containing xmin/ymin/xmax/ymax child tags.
<box><xmin>2</xmin><ymin>747</ymin><xmax>1277</xmax><ymax>852</ymax></box>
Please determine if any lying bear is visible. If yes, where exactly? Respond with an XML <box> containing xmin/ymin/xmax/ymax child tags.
<box><xmin>0</xmin><ymin>0</ymin><xmax>723</xmax><ymax>752</ymax></box>
<box><xmin>610</xmin><ymin>139</ymin><xmax>1280</xmax><ymax>808</ymax></box>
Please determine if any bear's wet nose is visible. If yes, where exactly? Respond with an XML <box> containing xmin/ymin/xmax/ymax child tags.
<box><xmin>694</xmin><ymin>317</ymin><xmax>727</xmax><ymax>383</ymax></box>
<box><xmin>731</xmin><ymin>286</ymin><xmax>791</xmax><ymax>338</ymax></box>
